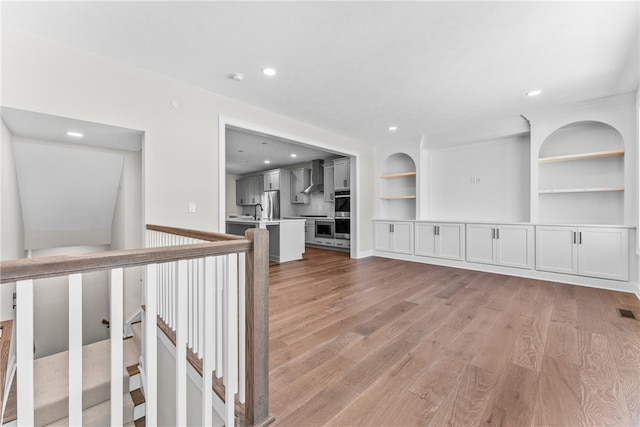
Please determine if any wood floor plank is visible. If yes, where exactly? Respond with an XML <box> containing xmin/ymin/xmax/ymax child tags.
<box><xmin>606</xmin><ymin>321</ymin><xmax>640</xmax><ymax>423</ymax></box>
<box><xmin>408</xmin><ymin>355</ymin><xmax>466</xmax><ymax>405</ymax></box>
<box><xmin>273</xmin><ymin>380</ymin><xmax>359</xmax><ymax>427</ymax></box>
<box><xmin>532</xmin><ymin>356</ymin><xmax>583</xmax><ymax>427</ymax></box>
<box><xmin>471</xmin><ymin>310</ymin><xmax>522</xmax><ymax>376</ymax></box>
<box><xmin>480</xmin><ymin>363</ymin><xmax>539</xmax><ymax>427</ymax></box>
<box><xmin>509</xmin><ymin>303</ymin><xmax>553</xmax><ymax>372</ymax></box>
<box><xmin>270</xmin><ymin>331</ymin><xmax>363</xmax><ymax>391</ymax></box>
<box><xmin>578</xmin><ymin>330</ymin><xmax>632</xmax><ymax>426</ymax></box>
<box><xmin>545</xmin><ymin>321</ymin><xmax>580</xmax><ymax>366</ymax></box>
<box><xmin>428</xmin><ymin>364</ymin><xmax>499</xmax><ymax>427</ymax></box>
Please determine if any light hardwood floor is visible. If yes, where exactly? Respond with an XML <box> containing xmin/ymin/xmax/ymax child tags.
<box><xmin>268</xmin><ymin>247</ymin><xmax>640</xmax><ymax>427</ymax></box>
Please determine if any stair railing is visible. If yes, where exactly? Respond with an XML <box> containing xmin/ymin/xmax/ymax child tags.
<box><xmin>0</xmin><ymin>226</ymin><xmax>270</xmax><ymax>427</ymax></box>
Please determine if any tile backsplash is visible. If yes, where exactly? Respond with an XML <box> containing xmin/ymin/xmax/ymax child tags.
<box><xmin>293</xmin><ymin>193</ymin><xmax>334</xmax><ymax>217</ymax></box>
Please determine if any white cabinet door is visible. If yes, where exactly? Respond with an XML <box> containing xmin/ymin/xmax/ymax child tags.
<box><xmin>249</xmin><ymin>176</ymin><xmax>263</xmax><ymax>205</ymax></box>
<box><xmin>236</xmin><ymin>178</ymin><xmax>247</xmax><ymax>206</ymax></box>
<box><xmin>264</xmin><ymin>170</ymin><xmax>280</xmax><ymax>191</ymax></box>
<box><xmin>496</xmin><ymin>225</ymin><xmax>534</xmax><ymax>269</ymax></box>
<box><xmin>323</xmin><ymin>164</ymin><xmax>335</xmax><ymax>202</ymax></box>
<box><xmin>536</xmin><ymin>226</ymin><xmax>577</xmax><ymax>275</ymax></box>
<box><xmin>305</xmin><ymin>220</ymin><xmax>315</xmax><ymax>244</ymax></box>
<box><xmin>578</xmin><ymin>227</ymin><xmax>629</xmax><ymax>281</ymax></box>
<box><xmin>466</xmin><ymin>224</ymin><xmax>495</xmax><ymax>265</ymax></box>
<box><xmin>415</xmin><ymin>223</ymin><xmax>437</xmax><ymax>257</ymax></box>
<box><xmin>374</xmin><ymin>221</ymin><xmax>393</xmax><ymax>251</ymax></box>
<box><xmin>375</xmin><ymin>221</ymin><xmax>413</xmax><ymax>254</ymax></box>
<box><xmin>438</xmin><ymin>224</ymin><xmax>465</xmax><ymax>261</ymax></box>
<box><xmin>391</xmin><ymin>222</ymin><xmax>414</xmax><ymax>254</ymax></box>
<box><xmin>290</xmin><ymin>169</ymin><xmax>310</xmax><ymax>204</ymax></box>
<box><xmin>334</xmin><ymin>159</ymin><xmax>350</xmax><ymax>191</ymax></box>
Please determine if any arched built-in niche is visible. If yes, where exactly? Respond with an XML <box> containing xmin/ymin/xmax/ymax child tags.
<box><xmin>538</xmin><ymin>120</ymin><xmax>624</xmax><ymax>224</ymax></box>
<box><xmin>379</xmin><ymin>152</ymin><xmax>416</xmax><ymax>219</ymax></box>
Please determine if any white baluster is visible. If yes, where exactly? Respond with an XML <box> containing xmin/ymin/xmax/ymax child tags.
<box><xmin>224</xmin><ymin>254</ymin><xmax>239</xmax><ymax>426</ymax></box>
<box><xmin>215</xmin><ymin>256</ymin><xmax>224</xmax><ymax>376</ymax></box>
<box><xmin>145</xmin><ymin>264</ymin><xmax>158</xmax><ymax>426</ymax></box>
<box><xmin>16</xmin><ymin>279</ymin><xmax>34</xmax><ymax>426</ymax></box>
<box><xmin>110</xmin><ymin>268</ymin><xmax>124</xmax><ymax>426</ymax></box>
<box><xmin>68</xmin><ymin>273</ymin><xmax>83</xmax><ymax>426</ymax></box>
<box><xmin>175</xmin><ymin>260</ymin><xmax>188</xmax><ymax>426</ymax></box>
<box><xmin>202</xmin><ymin>257</ymin><xmax>215</xmax><ymax>426</ymax></box>
<box><xmin>238</xmin><ymin>252</ymin><xmax>246</xmax><ymax>404</ymax></box>
<box><xmin>198</xmin><ymin>257</ymin><xmax>204</xmax><ymax>359</ymax></box>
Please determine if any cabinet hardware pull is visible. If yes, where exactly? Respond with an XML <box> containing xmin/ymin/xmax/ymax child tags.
<box><xmin>491</xmin><ymin>228</ymin><xmax>495</xmax><ymax>239</ymax></box>
<box><xmin>496</xmin><ymin>228</ymin><xmax>500</xmax><ymax>239</ymax></box>
<box><xmin>578</xmin><ymin>232</ymin><xmax>582</xmax><ymax>244</ymax></box>
<box><xmin>390</xmin><ymin>224</ymin><xmax>394</xmax><ymax>233</ymax></box>
<box><xmin>573</xmin><ymin>231</ymin><xmax>576</xmax><ymax>244</ymax></box>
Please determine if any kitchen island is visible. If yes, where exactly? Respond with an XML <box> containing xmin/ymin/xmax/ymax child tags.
<box><xmin>226</xmin><ymin>218</ymin><xmax>306</xmax><ymax>263</ymax></box>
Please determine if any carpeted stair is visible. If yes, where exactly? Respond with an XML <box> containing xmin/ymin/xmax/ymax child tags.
<box><xmin>31</xmin><ymin>322</ymin><xmax>144</xmax><ymax>427</ymax></box>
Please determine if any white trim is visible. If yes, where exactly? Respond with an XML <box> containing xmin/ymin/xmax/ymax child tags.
<box><xmin>144</xmin><ymin>264</ymin><xmax>158</xmax><ymax>426</ymax></box>
<box><xmin>373</xmin><ymin>250</ymin><xmax>639</xmax><ymax>295</ymax></box>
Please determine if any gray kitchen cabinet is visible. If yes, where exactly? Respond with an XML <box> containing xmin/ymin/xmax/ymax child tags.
<box><xmin>305</xmin><ymin>219</ymin><xmax>315</xmax><ymax>244</ymax></box>
<box><xmin>290</xmin><ymin>168</ymin><xmax>310</xmax><ymax>204</ymax></box>
<box><xmin>333</xmin><ymin>158</ymin><xmax>350</xmax><ymax>191</ymax></box>
<box><xmin>263</xmin><ymin>169</ymin><xmax>280</xmax><ymax>191</ymax></box>
<box><xmin>323</xmin><ymin>163</ymin><xmax>335</xmax><ymax>202</ymax></box>
<box><xmin>236</xmin><ymin>176</ymin><xmax>263</xmax><ymax>206</ymax></box>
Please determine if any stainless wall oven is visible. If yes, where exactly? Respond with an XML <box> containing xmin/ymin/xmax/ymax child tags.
<box><xmin>315</xmin><ymin>220</ymin><xmax>334</xmax><ymax>238</ymax></box>
<box><xmin>335</xmin><ymin>191</ymin><xmax>350</xmax><ymax>217</ymax></box>
<box><xmin>335</xmin><ymin>218</ymin><xmax>350</xmax><ymax>239</ymax></box>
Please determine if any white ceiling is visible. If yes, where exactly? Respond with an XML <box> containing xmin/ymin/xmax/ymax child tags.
<box><xmin>2</xmin><ymin>1</ymin><xmax>638</xmax><ymax>149</ymax></box>
<box><xmin>1</xmin><ymin>107</ymin><xmax>143</xmax><ymax>151</ymax></box>
<box><xmin>226</xmin><ymin>127</ymin><xmax>341</xmax><ymax>175</ymax></box>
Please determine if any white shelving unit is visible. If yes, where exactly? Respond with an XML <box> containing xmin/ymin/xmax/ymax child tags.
<box><xmin>538</xmin><ymin>121</ymin><xmax>625</xmax><ymax>225</ymax></box>
<box><xmin>379</xmin><ymin>153</ymin><xmax>416</xmax><ymax>219</ymax></box>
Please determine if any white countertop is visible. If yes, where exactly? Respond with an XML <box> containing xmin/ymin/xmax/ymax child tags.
<box><xmin>372</xmin><ymin>218</ymin><xmax>635</xmax><ymax>228</ymax></box>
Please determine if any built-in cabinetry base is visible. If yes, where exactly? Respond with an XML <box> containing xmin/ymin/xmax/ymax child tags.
<box><xmin>373</xmin><ymin>219</ymin><xmax>635</xmax><ymax>293</ymax></box>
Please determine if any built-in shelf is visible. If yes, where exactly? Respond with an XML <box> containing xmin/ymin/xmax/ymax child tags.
<box><xmin>539</xmin><ymin>149</ymin><xmax>624</xmax><ymax>164</ymax></box>
<box><xmin>380</xmin><ymin>172</ymin><xmax>417</xmax><ymax>179</ymax></box>
<box><xmin>380</xmin><ymin>195</ymin><xmax>417</xmax><ymax>200</ymax></box>
<box><xmin>539</xmin><ymin>186</ymin><xmax>624</xmax><ymax>194</ymax></box>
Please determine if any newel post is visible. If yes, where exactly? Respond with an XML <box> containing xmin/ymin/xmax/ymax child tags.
<box><xmin>244</xmin><ymin>228</ymin><xmax>272</xmax><ymax>426</ymax></box>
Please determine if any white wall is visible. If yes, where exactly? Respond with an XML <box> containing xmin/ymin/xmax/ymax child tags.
<box><xmin>1</xmin><ymin>28</ymin><xmax>376</xmax><ymax>255</ymax></box>
<box><xmin>30</xmin><ymin>245</ymin><xmax>110</xmax><ymax>358</ymax></box>
<box><xmin>1</xmin><ymin>120</ymin><xmax>25</xmax><ymax>321</ymax></box>
<box><xmin>111</xmin><ymin>149</ymin><xmax>143</xmax><ymax>323</ymax></box>
<box><xmin>426</xmin><ymin>133</ymin><xmax>530</xmax><ymax>222</ymax></box>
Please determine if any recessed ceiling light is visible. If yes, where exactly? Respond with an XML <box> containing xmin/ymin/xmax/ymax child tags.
<box><xmin>388</xmin><ymin>126</ymin><xmax>398</xmax><ymax>131</ymax></box>
<box><xmin>290</xmin><ymin>154</ymin><xmax>297</xmax><ymax>158</ymax></box>
<box><xmin>66</xmin><ymin>131</ymin><xmax>84</xmax><ymax>137</ymax></box>
<box><xmin>264</xmin><ymin>160</ymin><xmax>271</xmax><ymax>164</ymax></box>
<box><xmin>262</xmin><ymin>67</ymin><xmax>277</xmax><ymax>77</ymax></box>
<box><xmin>261</xmin><ymin>142</ymin><xmax>268</xmax><ymax>145</ymax></box>
<box><xmin>238</xmin><ymin>149</ymin><xmax>244</xmax><ymax>153</ymax></box>
<box><xmin>526</xmin><ymin>90</ymin><xmax>542</xmax><ymax>97</ymax></box>
<box><xmin>230</xmin><ymin>72</ymin><xmax>245</xmax><ymax>81</ymax></box>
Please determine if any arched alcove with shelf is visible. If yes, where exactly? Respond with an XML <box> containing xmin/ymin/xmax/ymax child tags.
<box><xmin>379</xmin><ymin>152</ymin><xmax>416</xmax><ymax>219</ymax></box>
<box><xmin>538</xmin><ymin>120</ymin><xmax>625</xmax><ymax>224</ymax></box>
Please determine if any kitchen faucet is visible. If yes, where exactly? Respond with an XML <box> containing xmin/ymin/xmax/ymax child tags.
<box><xmin>253</xmin><ymin>203</ymin><xmax>263</xmax><ymax>220</ymax></box>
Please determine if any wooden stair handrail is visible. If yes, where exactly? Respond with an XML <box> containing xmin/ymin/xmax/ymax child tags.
<box><xmin>146</xmin><ymin>224</ymin><xmax>245</xmax><ymax>242</ymax></box>
<box><xmin>0</xmin><ymin>240</ymin><xmax>251</xmax><ymax>283</ymax></box>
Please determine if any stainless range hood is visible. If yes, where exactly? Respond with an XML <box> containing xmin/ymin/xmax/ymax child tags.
<box><xmin>302</xmin><ymin>159</ymin><xmax>325</xmax><ymax>194</ymax></box>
